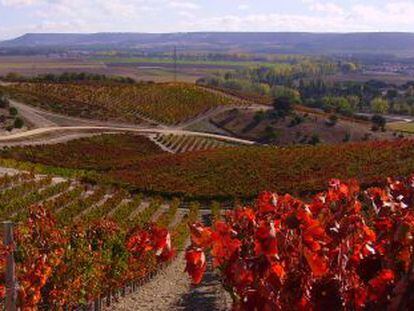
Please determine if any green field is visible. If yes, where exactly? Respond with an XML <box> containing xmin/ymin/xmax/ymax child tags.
<box><xmin>90</xmin><ymin>57</ymin><xmax>283</xmax><ymax>68</ymax></box>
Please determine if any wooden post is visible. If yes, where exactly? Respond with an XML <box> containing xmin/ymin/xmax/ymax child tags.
<box><xmin>94</xmin><ymin>297</ymin><xmax>101</xmax><ymax>311</ymax></box>
<box><xmin>106</xmin><ymin>291</ymin><xmax>111</xmax><ymax>307</ymax></box>
<box><xmin>3</xmin><ymin>221</ymin><xmax>17</xmax><ymax>311</ymax></box>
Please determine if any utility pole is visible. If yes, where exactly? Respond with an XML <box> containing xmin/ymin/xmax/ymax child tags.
<box><xmin>173</xmin><ymin>46</ymin><xmax>177</xmax><ymax>83</ymax></box>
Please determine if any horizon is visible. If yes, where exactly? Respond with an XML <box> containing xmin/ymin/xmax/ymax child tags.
<box><xmin>1</xmin><ymin>0</ymin><xmax>414</xmax><ymax>40</ymax></box>
<box><xmin>4</xmin><ymin>30</ymin><xmax>414</xmax><ymax>42</ymax></box>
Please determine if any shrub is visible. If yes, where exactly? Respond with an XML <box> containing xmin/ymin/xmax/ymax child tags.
<box><xmin>14</xmin><ymin>117</ymin><xmax>24</xmax><ymax>129</ymax></box>
<box><xmin>325</xmin><ymin>114</ymin><xmax>338</xmax><ymax>126</ymax></box>
<box><xmin>9</xmin><ymin>107</ymin><xmax>18</xmax><ymax>116</ymax></box>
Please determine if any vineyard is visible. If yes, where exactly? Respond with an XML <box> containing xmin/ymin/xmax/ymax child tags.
<box><xmin>1</xmin><ymin>134</ymin><xmax>165</xmax><ymax>171</ymax></box>
<box><xmin>0</xmin><ymin>169</ymin><xmax>200</xmax><ymax>309</ymax></box>
<box><xmin>185</xmin><ymin>175</ymin><xmax>414</xmax><ymax>310</ymax></box>
<box><xmin>4</xmin><ymin>137</ymin><xmax>414</xmax><ymax>199</ymax></box>
<box><xmin>107</xmin><ymin>139</ymin><xmax>414</xmax><ymax>199</ymax></box>
<box><xmin>150</xmin><ymin>133</ymin><xmax>238</xmax><ymax>153</ymax></box>
<box><xmin>2</xmin><ymin>82</ymin><xmax>242</xmax><ymax>125</ymax></box>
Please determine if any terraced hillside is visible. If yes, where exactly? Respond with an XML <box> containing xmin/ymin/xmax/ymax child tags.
<box><xmin>2</xmin><ymin>82</ymin><xmax>243</xmax><ymax>125</ymax></box>
<box><xmin>149</xmin><ymin>133</ymin><xmax>239</xmax><ymax>153</ymax></box>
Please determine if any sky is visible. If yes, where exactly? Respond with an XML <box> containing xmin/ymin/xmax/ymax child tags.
<box><xmin>1</xmin><ymin>0</ymin><xmax>414</xmax><ymax>40</ymax></box>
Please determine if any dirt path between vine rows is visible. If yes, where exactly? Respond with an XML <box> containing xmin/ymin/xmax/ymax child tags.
<box><xmin>109</xmin><ymin>211</ymin><xmax>231</xmax><ymax>311</ymax></box>
<box><xmin>108</xmin><ymin>250</ymin><xmax>191</xmax><ymax>311</ymax></box>
<box><xmin>108</xmin><ymin>249</ymin><xmax>231</xmax><ymax>311</ymax></box>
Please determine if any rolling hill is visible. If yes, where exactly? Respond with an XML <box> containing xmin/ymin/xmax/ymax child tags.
<box><xmin>2</xmin><ymin>32</ymin><xmax>414</xmax><ymax>55</ymax></box>
<box><xmin>1</xmin><ymin>82</ymin><xmax>244</xmax><ymax>125</ymax></box>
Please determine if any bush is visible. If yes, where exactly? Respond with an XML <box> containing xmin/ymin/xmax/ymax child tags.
<box><xmin>371</xmin><ymin>114</ymin><xmax>386</xmax><ymax>131</ymax></box>
<box><xmin>14</xmin><ymin>117</ymin><xmax>24</xmax><ymax>129</ymax></box>
<box><xmin>288</xmin><ymin>114</ymin><xmax>305</xmax><ymax>127</ymax></box>
<box><xmin>325</xmin><ymin>114</ymin><xmax>338</xmax><ymax>126</ymax></box>
<box><xmin>273</xmin><ymin>96</ymin><xmax>294</xmax><ymax>118</ymax></box>
<box><xmin>9</xmin><ymin>107</ymin><xmax>18</xmax><ymax>116</ymax></box>
<box><xmin>308</xmin><ymin>134</ymin><xmax>320</xmax><ymax>145</ymax></box>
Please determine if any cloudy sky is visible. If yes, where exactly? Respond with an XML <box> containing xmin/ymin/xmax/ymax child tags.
<box><xmin>0</xmin><ymin>0</ymin><xmax>414</xmax><ymax>39</ymax></box>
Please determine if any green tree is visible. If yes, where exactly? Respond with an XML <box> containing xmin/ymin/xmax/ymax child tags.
<box><xmin>371</xmin><ymin>114</ymin><xmax>386</xmax><ymax>131</ymax></box>
<box><xmin>322</xmin><ymin>96</ymin><xmax>354</xmax><ymax>115</ymax></box>
<box><xmin>271</xmin><ymin>86</ymin><xmax>301</xmax><ymax>103</ymax></box>
<box><xmin>273</xmin><ymin>96</ymin><xmax>294</xmax><ymax>118</ymax></box>
<box><xmin>371</xmin><ymin>98</ymin><xmax>389</xmax><ymax>114</ymax></box>
<box><xmin>13</xmin><ymin>117</ymin><xmax>24</xmax><ymax>129</ymax></box>
<box><xmin>9</xmin><ymin>107</ymin><xmax>18</xmax><ymax>116</ymax></box>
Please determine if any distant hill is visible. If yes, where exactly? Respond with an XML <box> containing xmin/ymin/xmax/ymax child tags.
<box><xmin>2</xmin><ymin>32</ymin><xmax>414</xmax><ymax>56</ymax></box>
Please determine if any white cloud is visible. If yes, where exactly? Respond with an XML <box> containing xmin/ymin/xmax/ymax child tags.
<box><xmin>0</xmin><ymin>0</ymin><xmax>39</xmax><ymax>7</ymax></box>
<box><xmin>4</xmin><ymin>0</ymin><xmax>414</xmax><ymax>39</ymax></box>
<box><xmin>351</xmin><ymin>1</ymin><xmax>414</xmax><ymax>27</ymax></box>
<box><xmin>238</xmin><ymin>4</ymin><xmax>249</xmax><ymax>11</ymax></box>
<box><xmin>168</xmin><ymin>1</ymin><xmax>200</xmax><ymax>10</ymax></box>
<box><xmin>179</xmin><ymin>13</ymin><xmax>361</xmax><ymax>32</ymax></box>
<box><xmin>302</xmin><ymin>0</ymin><xmax>344</xmax><ymax>15</ymax></box>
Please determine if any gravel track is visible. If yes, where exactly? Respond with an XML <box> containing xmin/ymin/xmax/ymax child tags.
<box><xmin>108</xmin><ymin>250</ymin><xmax>192</xmax><ymax>311</ymax></box>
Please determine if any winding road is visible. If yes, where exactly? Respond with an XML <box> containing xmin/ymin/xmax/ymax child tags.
<box><xmin>0</xmin><ymin>126</ymin><xmax>256</xmax><ymax>145</ymax></box>
<box><xmin>0</xmin><ymin>97</ymin><xmax>258</xmax><ymax>146</ymax></box>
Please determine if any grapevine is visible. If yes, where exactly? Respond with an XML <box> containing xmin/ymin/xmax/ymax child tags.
<box><xmin>186</xmin><ymin>175</ymin><xmax>414</xmax><ymax>310</ymax></box>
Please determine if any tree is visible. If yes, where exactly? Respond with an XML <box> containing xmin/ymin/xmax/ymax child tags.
<box><xmin>273</xmin><ymin>96</ymin><xmax>294</xmax><ymax>118</ymax></box>
<box><xmin>271</xmin><ymin>86</ymin><xmax>301</xmax><ymax>104</ymax></box>
<box><xmin>371</xmin><ymin>98</ymin><xmax>389</xmax><ymax>114</ymax></box>
<box><xmin>322</xmin><ymin>96</ymin><xmax>354</xmax><ymax>115</ymax></box>
<box><xmin>386</xmin><ymin>89</ymin><xmax>398</xmax><ymax>100</ymax></box>
<box><xmin>371</xmin><ymin>114</ymin><xmax>386</xmax><ymax>132</ymax></box>
<box><xmin>13</xmin><ymin>117</ymin><xmax>24</xmax><ymax>129</ymax></box>
<box><xmin>340</xmin><ymin>62</ymin><xmax>358</xmax><ymax>73</ymax></box>
<box><xmin>346</xmin><ymin>95</ymin><xmax>361</xmax><ymax>111</ymax></box>
<box><xmin>9</xmin><ymin>107</ymin><xmax>18</xmax><ymax>116</ymax></box>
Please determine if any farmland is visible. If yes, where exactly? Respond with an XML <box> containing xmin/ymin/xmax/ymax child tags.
<box><xmin>388</xmin><ymin>121</ymin><xmax>414</xmax><ymax>133</ymax></box>
<box><xmin>2</xmin><ymin>81</ymin><xmax>242</xmax><ymax>125</ymax></box>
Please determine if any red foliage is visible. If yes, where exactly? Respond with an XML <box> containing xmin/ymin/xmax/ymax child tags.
<box><xmin>0</xmin><ymin>205</ymin><xmax>175</xmax><ymax>309</ymax></box>
<box><xmin>126</xmin><ymin>223</ymin><xmax>175</xmax><ymax>262</ymax></box>
<box><xmin>0</xmin><ymin>241</ymin><xmax>9</xmax><ymax>299</ymax></box>
<box><xmin>186</xmin><ymin>176</ymin><xmax>414</xmax><ymax>310</ymax></box>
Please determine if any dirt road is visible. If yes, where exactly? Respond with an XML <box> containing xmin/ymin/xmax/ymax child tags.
<box><xmin>0</xmin><ymin>126</ymin><xmax>256</xmax><ymax>145</ymax></box>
